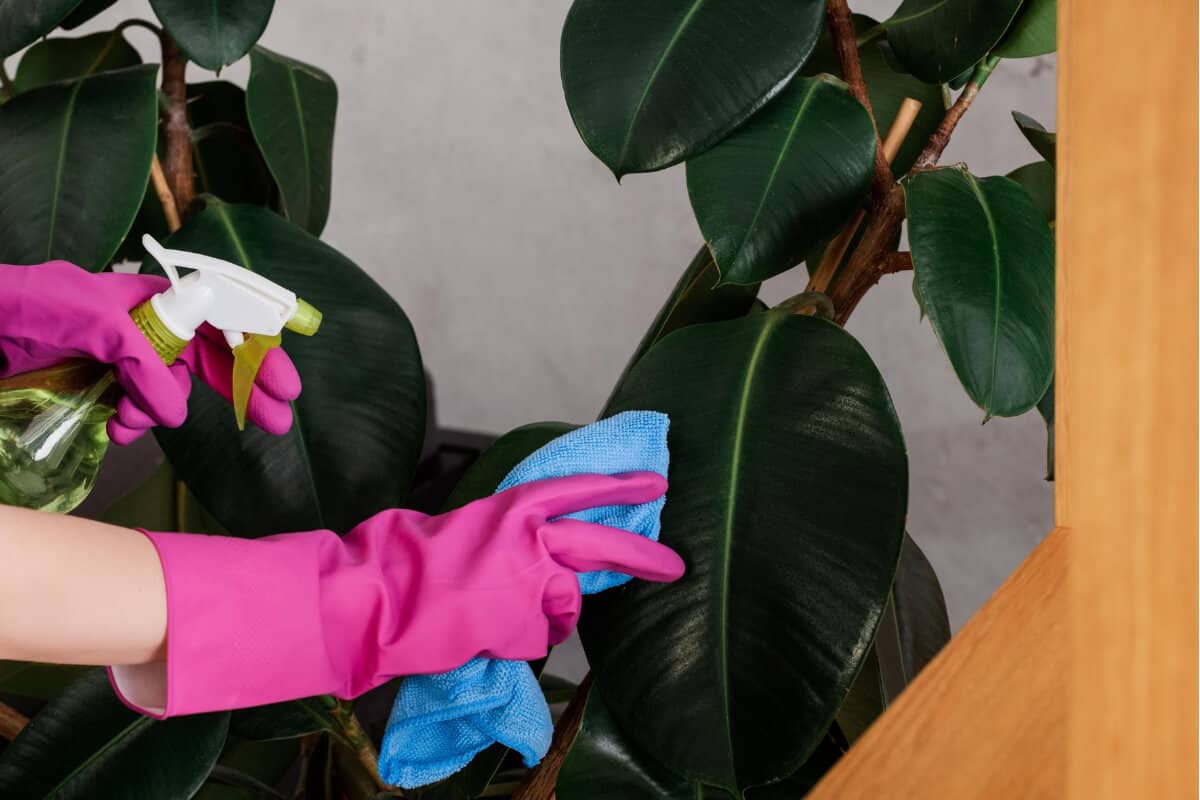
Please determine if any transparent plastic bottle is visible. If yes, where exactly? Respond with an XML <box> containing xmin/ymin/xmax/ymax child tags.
<box><xmin>0</xmin><ymin>359</ymin><xmax>121</xmax><ymax>512</ymax></box>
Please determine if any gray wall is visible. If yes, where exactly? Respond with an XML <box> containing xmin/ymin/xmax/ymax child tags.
<box><xmin>18</xmin><ymin>1</ymin><xmax>1056</xmax><ymax>631</ymax></box>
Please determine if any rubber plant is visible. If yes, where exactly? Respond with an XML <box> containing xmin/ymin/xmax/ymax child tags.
<box><xmin>0</xmin><ymin>0</ymin><xmax>1055</xmax><ymax>797</ymax></box>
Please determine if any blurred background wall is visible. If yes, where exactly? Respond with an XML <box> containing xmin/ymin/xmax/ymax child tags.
<box><xmin>16</xmin><ymin>0</ymin><xmax>1057</xmax><ymax>632</ymax></box>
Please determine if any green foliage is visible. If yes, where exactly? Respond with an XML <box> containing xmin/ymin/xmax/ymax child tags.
<box><xmin>560</xmin><ymin>0</ymin><xmax>825</xmax><ymax>176</ymax></box>
<box><xmin>0</xmin><ymin>64</ymin><xmax>157</xmax><ymax>269</ymax></box>
<box><xmin>0</xmin><ymin>0</ymin><xmax>1053</xmax><ymax>794</ymax></box>
<box><xmin>150</xmin><ymin>0</ymin><xmax>274</xmax><ymax>70</ymax></box>
<box><xmin>884</xmin><ymin>0</ymin><xmax>1025</xmax><ymax>83</ymax></box>
<box><xmin>247</xmin><ymin>47</ymin><xmax>338</xmax><ymax>235</ymax></box>
<box><xmin>906</xmin><ymin>167</ymin><xmax>1055</xmax><ymax>418</ymax></box>
<box><xmin>1014</xmin><ymin>110</ymin><xmax>1057</xmax><ymax>167</ymax></box>
<box><xmin>0</xmin><ymin>0</ymin><xmax>83</xmax><ymax>57</ymax></box>
<box><xmin>149</xmin><ymin>200</ymin><xmax>426</xmax><ymax>537</ymax></box>
<box><xmin>687</xmin><ymin>75</ymin><xmax>877</xmax><ymax>285</ymax></box>
<box><xmin>13</xmin><ymin>29</ymin><xmax>140</xmax><ymax>92</ymax></box>
<box><xmin>994</xmin><ymin>0</ymin><xmax>1057</xmax><ymax>59</ymax></box>
<box><xmin>0</xmin><ymin>670</ymin><xmax>229</xmax><ymax>797</ymax></box>
<box><xmin>583</xmin><ymin>311</ymin><xmax>907</xmax><ymax>791</ymax></box>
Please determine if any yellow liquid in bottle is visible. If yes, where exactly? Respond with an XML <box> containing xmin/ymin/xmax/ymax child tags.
<box><xmin>0</xmin><ymin>360</ymin><xmax>118</xmax><ymax>513</ymax></box>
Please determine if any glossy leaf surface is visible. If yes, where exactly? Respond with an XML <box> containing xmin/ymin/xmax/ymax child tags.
<box><xmin>1013</xmin><ymin>110</ymin><xmax>1056</xmax><ymax>167</ymax></box>
<box><xmin>802</xmin><ymin>14</ymin><xmax>948</xmax><ymax>177</ymax></box>
<box><xmin>231</xmin><ymin>696</ymin><xmax>339</xmax><ymax>741</ymax></box>
<box><xmin>560</xmin><ymin>0</ymin><xmax>825</xmax><ymax>176</ymax></box>
<box><xmin>605</xmin><ymin>246</ymin><xmax>759</xmax><ymax>410</ymax></box>
<box><xmin>582</xmin><ymin>311</ymin><xmax>908</xmax><ymax>790</ymax></box>
<box><xmin>885</xmin><ymin>0</ymin><xmax>1024</xmax><ymax>83</ymax></box>
<box><xmin>247</xmin><ymin>47</ymin><xmax>337</xmax><ymax>235</ymax></box>
<box><xmin>149</xmin><ymin>0</ymin><xmax>274</xmax><ymax>70</ymax></box>
<box><xmin>57</xmin><ymin>0</ymin><xmax>115</xmax><ymax>28</ymax></box>
<box><xmin>888</xmin><ymin>534</ymin><xmax>952</xmax><ymax>683</ymax></box>
<box><xmin>0</xmin><ymin>660</ymin><xmax>88</xmax><ymax>699</ymax></box>
<box><xmin>151</xmin><ymin>201</ymin><xmax>425</xmax><ymax>537</ymax></box>
<box><xmin>687</xmin><ymin>75</ymin><xmax>876</xmax><ymax>285</ymax></box>
<box><xmin>1007</xmin><ymin>160</ymin><xmax>1055</xmax><ymax>223</ymax></box>
<box><xmin>994</xmin><ymin>0</ymin><xmax>1056</xmax><ymax>58</ymax></box>
<box><xmin>0</xmin><ymin>670</ymin><xmax>229</xmax><ymax>797</ymax></box>
<box><xmin>0</xmin><ymin>0</ymin><xmax>82</xmax><ymax>56</ymax></box>
<box><xmin>100</xmin><ymin>460</ymin><xmax>229</xmax><ymax>534</ymax></box>
<box><xmin>906</xmin><ymin>167</ymin><xmax>1055</xmax><ymax>417</ymax></box>
<box><xmin>0</xmin><ymin>64</ymin><xmax>157</xmax><ymax>270</ymax></box>
<box><xmin>13</xmin><ymin>29</ymin><xmax>141</xmax><ymax>93</ymax></box>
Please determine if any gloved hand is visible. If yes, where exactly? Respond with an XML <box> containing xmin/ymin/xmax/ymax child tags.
<box><xmin>108</xmin><ymin>472</ymin><xmax>685</xmax><ymax>719</ymax></box>
<box><xmin>0</xmin><ymin>261</ymin><xmax>300</xmax><ymax>443</ymax></box>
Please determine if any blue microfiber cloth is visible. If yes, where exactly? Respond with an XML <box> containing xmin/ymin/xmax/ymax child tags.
<box><xmin>378</xmin><ymin>410</ymin><xmax>670</xmax><ymax>788</ymax></box>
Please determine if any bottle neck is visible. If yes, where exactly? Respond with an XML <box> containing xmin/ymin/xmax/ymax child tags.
<box><xmin>130</xmin><ymin>300</ymin><xmax>189</xmax><ymax>365</ymax></box>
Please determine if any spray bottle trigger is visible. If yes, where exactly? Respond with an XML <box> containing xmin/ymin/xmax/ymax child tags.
<box><xmin>231</xmin><ymin>333</ymin><xmax>283</xmax><ymax>431</ymax></box>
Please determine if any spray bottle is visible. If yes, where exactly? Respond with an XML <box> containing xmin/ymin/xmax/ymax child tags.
<box><xmin>0</xmin><ymin>235</ymin><xmax>322</xmax><ymax>513</ymax></box>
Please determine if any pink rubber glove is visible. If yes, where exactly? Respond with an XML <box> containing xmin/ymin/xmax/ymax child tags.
<box><xmin>108</xmin><ymin>472</ymin><xmax>685</xmax><ymax>719</ymax></box>
<box><xmin>0</xmin><ymin>262</ymin><xmax>300</xmax><ymax>442</ymax></box>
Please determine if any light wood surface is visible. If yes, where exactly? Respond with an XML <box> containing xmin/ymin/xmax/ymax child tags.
<box><xmin>1058</xmin><ymin>1</ymin><xmax>1198</xmax><ymax>797</ymax></box>
<box><xmin>809</xmin><ymin>0</ymin><xmax>1197</xmax><ymax>796</ymax></box>
<box><xmin>808</xmin><ymin>528</ymin><xmax>1070</xmax><ymax>799</ymax></box>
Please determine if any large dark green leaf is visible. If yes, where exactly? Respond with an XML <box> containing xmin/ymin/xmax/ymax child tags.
<box><xmin>0</xmin><ymin>660</ymin><xmax>88</xmax><ymax>699</ymax></box>
<box><xmin>885</xmin><ymin>534</ymin><xmax>951</xmax><ymax>685</ymax></box>
<box><xmin>686</xmin><ymin>75</ymin><xmax>876</xmax><ymax>285</ymax></box>
<box><xmin>441</xmin><ymin>421</ymin><xmax>576</xmax><ymax>512</ymax></box>
<box><xmin>558</xmin><ymin>688</ymin><xmax>707</xmax><ymax>800</ymax></box>
<box><xmin>0</xmin><ymin>64</ymin><xmax>157</xmax><ymax>270</ymax></box>
<box><xmin>0</xmin><ymin>0</ymin><xmax>82</xmax><ymax>56</ymax></box>
<box><xmin>195</xmin><ymin>737</ymin><xmax>299</xmax><ymax>800</ymax></box>
<box><xmin>13</xmin><ymin>29</ymin><xmax>141</xmax><ymax>93</ymax></box>
<box><xmin>605</xmin><ymin>246</ymin><xmax>759</xmax><ymax>411</ymax></box>
<box><xmin>0</xmin><ymin>670</ymin><xmax>229</xmax><ymax>797</ymax></box>
<box><xmin>802</xmin><ymin>15</ymin><xmax>948</xmax><ymax>177</ymax></box>
<box><xmin>57</xmin><ymin>0</ymin><xmax>116</xmax><ymax>29</ymax></box>
<box><xmin>149</xmin><ymin>0</ymin><xmax>274</xmax><ymax>70</ymax></box>
<box><xmin>994</xmin><ymin>0</ymin><xmax>1056</xmax><ymax>58</ymax></box>
<box><xmin>884</xmin><ymin>0</ymin><xmax>1024</xmax><ymax>83</ymax></box>
<box><xmin>99</xmin><ymin>460</ymin><xmax>229</xmax><ymax>534</ymax></box>
<box><xmin>582</xmin><ymin>311</ymin><xmax>908</xmax><ymax>791</ymax></box>
<box><xmin>560</xmin><ymin>0</ymin><xmax>825</xmax><ymax>177</ymax></box>
<box><xmin>834</xmin><ymin>648</ymin><xmax>885</xmax><ymax>744</ymax></box>
<box><xmin>246</xmin><ymin>47</ymin><xmax>337</xmax><ymax>235</ymax></box>
<box><xmin>150</xmin><ymin>201</ymin><xmax>426</xmax><ymax>536</ymax></box>
<box><xmin>1007</xmin><ymin>160</ymin><xmax>1055</xmax><ymax>224</ymax></box>
<box><xmin>1013</xmin><ymin>111</ymin><xmax>1056</xmax><ymax>167</ymax></box>
<box><xmin>188</xmin><ymin>81</ymin><xmax>277</xmax><ymax>205</ymax></box>
<box><xmin>906</xmin><ymin>166</ymin><xmax>1055</xmax><ymax>418</ymax></box>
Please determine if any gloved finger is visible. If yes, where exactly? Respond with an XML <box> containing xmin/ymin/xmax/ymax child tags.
<box><xmin>506</xmin><ymin>472</ymin><xmax>668</xmax><ymax>521</ymax></box>
<box><xmin>112</xmin><ymin>353</ymin><xmax>189</xmax><ymax>429</ymax></box>
<box><xmin>254</xmin><ymin>347</ymin><xmax>301</xmax><ymax>402</ymax></box>
<box><xmin>193</xmin><ymin>327</ymin><xmax>301</xmax><ymax>401</ymax></box>
<box><xmin>107</xmin><ymin>417</ymin><xmax>149</xmax><ymax>446</ymax></box>
<box><xmin>540</xmin><ymin>519</ymin><xmax>685</xmax><ymax>582</ymax></box>
<box><xmin>243</xmin><ymin>389</ymin><xmax>295</xmax><ymax>434</ymax></box>
<box><xmin>113</xmin><ymin>394</ymin><xmax>159</xmax><ymax>431</ymax></box>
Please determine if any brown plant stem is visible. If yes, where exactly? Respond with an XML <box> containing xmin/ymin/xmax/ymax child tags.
<box><xmin>828</xmin><ymin>59</ymin><xmax>997</xmax><ymax>324</ymax></box>
<box><xmin>826</xmin><ymin>0</ymin><xmax>891</xmax><ymax>202</ymax></box>
<box><xmin>150</xmin><ymin>154</ymin><xmax>182</xmax><ymax>233</ymax></box>
<box><xmin>330</xmin><ymin>701</ymin><xmax>389</xmax><ymax>793</ymax></box>
<box><xmin>807</xmin><ymin>97</ymin><xmax>923</xmax><ymax>295</ymax></box>
<box><xmin>159</xmin><ymin>34</ymin><xmax>195</xmax><ymax>216</ymax></box>
<box><xmin>512</xmin><ymin>673</ymin><xmax>593</xmax><ymax>800</ymax></box>
<box><xmin>0</xmin><ymin>700</ymin><xmax>29</xmax><ymax>740</ymax></box>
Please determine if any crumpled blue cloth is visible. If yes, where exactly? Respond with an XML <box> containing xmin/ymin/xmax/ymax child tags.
<box><xmin>378</xmin><ymin>410</ymin><xmax>670</xmax><ymax>788</ymax></box>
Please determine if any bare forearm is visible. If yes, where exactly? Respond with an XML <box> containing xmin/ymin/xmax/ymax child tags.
<box><xmin>0</xmin><ymin>506</ymin><xmax>166</xmax><ymax>665</ymax></box>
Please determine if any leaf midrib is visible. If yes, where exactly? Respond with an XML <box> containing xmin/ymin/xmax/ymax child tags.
<box><xmin>45</xmin><ymin>80</ymin><xmax>83</xmax><ymax>260</ymax></box>
<box><xmin>211</xmin><ymin>202</ymin><xmax>326</xmax><ymax>528</ymax></box>
<box><xmin>962</xmin><ymin>172</ymin><xmax>1003</xmax><ymax>415</ymax></box>
<box><xmin>727</xmin><ymin>78</ymin><xmax>822</xmax><ymax>274</ymax></box>
<box><xmin>285</xmin><ymin>65</ymin><xmax>313</xmax><ymax>226</ymax></box>
<box><xmin>717</xmin><ymin>311</ymin><xmax>781</xmax><ymax>781</ymax></box>
<box><xmin>49</xmin><ymin>716</ymin><xmax>150</xmax><ymax>795</ymax></box>
<box><xmin>615</xmin><ymin>0</ymin><xmax>707</xmax><ymax>171</ymax></box>
<box><xmin>887</xmin><ymin>0</ymin><xmax>952</xmax><ymax>28</ymax></box>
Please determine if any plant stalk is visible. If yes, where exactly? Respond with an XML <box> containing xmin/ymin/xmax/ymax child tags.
<box><xmin>159</xmin><ymin>33</ymin><xmax>195</xmax><ymax>216</ymax></box>
<box><xmin>826</xmin><ymin>0</ymin><xmax>892</xmax><ymax>202</ymax></box>
<box><xmin>150</xmin><ymin>154</ymin><xmax>182</xmax><ymax>233</ymax></box>
<box><xmin>512</xmin><ymin>672</ymin><xmax>593</xmax><ymax>800</ymax></box>
<box><xmin>0</xmin><ymin>700</ymin><xmax>29</xmax><ymax>740</ymax></box>
<box><xmin>329</xmin><ymin>700</ymin><xmax>390</xmax><ymax>793</ymax></box>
